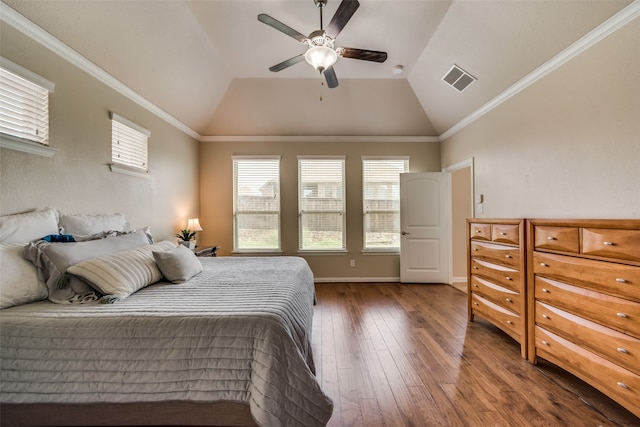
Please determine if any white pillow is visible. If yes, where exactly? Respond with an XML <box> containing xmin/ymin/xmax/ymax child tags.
<box><xmin>68</xmin><ymin>240</ymin><xmax>176</xmax><ymax>303</ymax></box>
<box><xmin>0</xmin><ymin>243</ymin><xmax>48</xmax><ymax>309</ymax></box>
<box><xmin>59</xmin><ymin>213</ymin><xmax>126</xmax><ymax>236</ymax></box>
<box><xmin>0</xmin><ymin>208</ymin><xmax>59</xmax><ymax>244</ymax></box>
<box><xmin>153</xmin><ymin>244</ymin><xmax>203</xmax><ymax>283</ymax></box>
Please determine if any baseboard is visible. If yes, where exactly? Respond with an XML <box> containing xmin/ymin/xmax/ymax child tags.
<box><xmin>314</xmin><ymin>277</ymin><xmax>400</xmax><ymax>283</ymax></box>
<box><xmin>450</xmin><ymin>276</ymin><xmax>468</xmax><ymax>293</ymax></box>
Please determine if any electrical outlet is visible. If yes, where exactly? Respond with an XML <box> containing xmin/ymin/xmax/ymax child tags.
<box><xmin>350</xmin><ymin>259</ymin><xmax>356</xmax><ymax>268</ymax></box>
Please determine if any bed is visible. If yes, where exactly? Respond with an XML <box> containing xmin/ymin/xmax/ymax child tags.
<box><xmin>0</xmin><ymin>209</ymin><xmax>333</xmax><ymax>427</ymax></box>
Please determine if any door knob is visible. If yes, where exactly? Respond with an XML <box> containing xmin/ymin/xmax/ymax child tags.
<box><xmin>401</xmin><ymin>231</ymin><xmax>410</xmax><ymax>235</ymax></box>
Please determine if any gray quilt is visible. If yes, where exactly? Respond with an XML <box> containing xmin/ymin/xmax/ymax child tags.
<box><xmin>0</xmin><ymin>256</ymin><xmax>333</xmax><ymax>426</ymax></box>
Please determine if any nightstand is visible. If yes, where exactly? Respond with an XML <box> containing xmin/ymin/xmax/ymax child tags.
<box><xmin>195</xmin><ymin>246</ymin><xmax>220</xmax><ymax>257</ymax></box>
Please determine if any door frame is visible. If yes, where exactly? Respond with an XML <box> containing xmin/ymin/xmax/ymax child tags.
<box><xmin>442</xmin><ymin>157</ymin><xmax>475</xmax><ymax>285</ymax></box>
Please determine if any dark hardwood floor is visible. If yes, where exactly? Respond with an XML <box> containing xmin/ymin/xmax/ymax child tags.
<box><xmin>312</xmin><ymin>283</ymin><xmax>639</xmax><ymax>427</ymax></box>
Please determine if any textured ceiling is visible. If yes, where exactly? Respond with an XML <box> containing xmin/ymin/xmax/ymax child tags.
<box><xmin>2</xmin><ymin>0</ymin><xmax>633</xmax><ymax>137</ymax></box>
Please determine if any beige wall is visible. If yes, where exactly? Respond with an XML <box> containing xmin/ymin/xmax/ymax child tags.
<box><xmin>0</xmin><ymin>25</ymin><xmax>200</xmax><ymax>241</ymax></box>
<box><xmin>442</xmin><ymin>19</ymin><xmax>640</xmax><ymax>219</ymax></box>
<box><xmin>199</xmin><ymin>140</ymin><xmax>440</xmax><ymax>280</ymax></box>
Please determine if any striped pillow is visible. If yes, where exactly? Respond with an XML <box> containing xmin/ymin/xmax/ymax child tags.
<box><xmin>68</xmin><ymin>240</ymin><xmax>176</xmax><ymax>303</ymax></box>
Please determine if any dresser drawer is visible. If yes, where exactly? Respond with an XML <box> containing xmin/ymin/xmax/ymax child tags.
<box><xmin>470</xmin><ymin>241</ymin><xmax>520</xmax><ymax>269</ymax></box>
<box><xmin>470</xmin><ymin>223</ymin><xmax>492</xmax><ymax>241</ymax></box>
<box><xmin>491</xmin><ymin>224</ymin><xmax>519</xmax><ymax>245</ymax></box>
<box><xmin>533</xmin><ymin>251</ymin><xmax>640</xmax><ymax>301</ymax></box>
<box><xmin>471</xmin><ymin>294</ymin><xmax>521</xmax><ymax>343</ymax></box>
<box><xmin>535</xmin><ymin>326</ymin><xmax>640</xmax><ymax>418</ymax></box>
<box><xmin>470</xmin><ymin>259</ymin><xmax>520</xmax><ymax>292</ymax></box>
<box><xmin>534</xmin><ymin>276</ymin><xmax>640</xmax><ymax>337</ymax></box>
<box><xmin>535</xmin><ymin>301</ymin><xmax>640</xmax><ymax>375</ymax></box>
<box><xmin>582</xmin><ymin>228</ymin><xmax>640</xmax><ymax>263</ymax></box>
<box><xmin>471</xmin><ymin>275</ymin><xmax>521</xmax><ymax>315</ymax></box>
<box><xmin>534</xmin><ymin>226</ymin><xmax>579</xmax><ymax>253</ymax></box>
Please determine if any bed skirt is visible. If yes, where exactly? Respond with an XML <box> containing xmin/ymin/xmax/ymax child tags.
<box><xmin>0</xmin><ymin>401</ymin><xmax>258</xmax><ymax>427</ymax></box>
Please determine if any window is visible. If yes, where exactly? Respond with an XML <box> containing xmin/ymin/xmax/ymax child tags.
<box><xmin>362</xmin><ymin>157</ymin><xmax>409</xmax><ymax>251</ymax></box>
<box><xmin>110</xmin><ymin>112</ymin><xmax>150</xmax><ymax>173</ymax></box>
<box><xmin>298</xmin><ymin>156</ymin><xmax>346</xmax><ymax>251</ymax></box>
<box><xmin>0</xmin><ymin>58</ymin><xmax>54</xmax><ymax>147</ymax></box>
<box><xmin>233</xmin><ymin>156</ymin><xmax>281</xmax><ymax>251</ymax></box>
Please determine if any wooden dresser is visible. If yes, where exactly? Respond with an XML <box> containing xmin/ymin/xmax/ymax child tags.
<box><xmin>527</xmin><ymin>219</ymin><xmax>640</xmax><ymax>418</ymax></box>
<box><xmin>467</xmin><ymin>219</ymin><xmax>527</xmax><ymax>358</ymax></box>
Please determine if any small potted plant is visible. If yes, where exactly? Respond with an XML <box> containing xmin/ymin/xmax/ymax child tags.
<box><xmin>176</xmin><ymin>229</ymin><xmax>196</xmax><ymax>250</ymax></box>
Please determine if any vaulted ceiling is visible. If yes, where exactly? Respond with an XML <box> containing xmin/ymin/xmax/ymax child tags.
<box><xmin>2</xmin><ymin>0</ymin><xmax>633</xmax><ymax>138</ymax></box>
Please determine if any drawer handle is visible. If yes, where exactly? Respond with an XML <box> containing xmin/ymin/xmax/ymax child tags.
<box><xmin>547</xmin><ymin>236</ymin><xmax>556</xmax><ymax>241</ymax></box>
<box><xmin>500</xmin><ymin>232</ymin><xmax>507</xmax><ymax>236</ymax></box>
<box><xmin>474</xmin><ymin>248</ymin><xmax>478</xmax><ymax>251</ymax></box>
<box><xmin>541</xmin><ymin>288</ymin><xmax>550</xmax><ymax>293</ymax></box>
<box><xmin>603</xmin><ymin>241</ymin><xmax>614</xmax><ymax>246</ymax></box>
<box><xmin>617</xmin><ymin>347</ymin><xmax>628</xmax><ymax>354</ymax></box>
<box><xmin>617</xmin><ymin>382</ymin><xmax>628</xmax><ymax>389</ymax></box>
<box><xmin>505</xmin><ymin>298</ymin><xmax>512</xmax><ymax>303</ymax></box>
<box><xmin>506</xmin><ymin>320</ymin><xmax>513</xmax><ymax>325</ymax></box>
<box><xmin>505</xmin><ymin>255</ymin><xmax>512</xmax><ymax>259</ymax></box>
<box><xmin>617</xmin><ymin>313</ymin><xmax>628</xmax><ymax>319</ymax></box>
<box><xmin>473</xmin><ymin>284</ymin><xmax>479</xmax><ymax>288</ymax></box>
<box><xmin>540</xmin><ymin>262</ymin><xmax>547</xmax><ymax>267</ymax></box>
<box><xmin>542</xmin><ymin>314</ymin><xmax>549</xmax><ymax>319</ymax></box>
<box><xmin>473</xmin><ymin>302</ymin><xmax>479</xmax><ymax>306</ymax></box>
<box><xmin>616</xmin><ymin>278</ymin><xmax>627</xmax><ymax>283</ymax></box>
<box><xmin>541</xmin><ymin>340</ymin><xmax>549</xmax><ymax>346</ymax></box>
<box><xmin>474</xmin><ymin>266</ymin><xmax>479</xmax><ymax>270</ymax></box>
<box><xmin>476</xmin><ymin>230</ymin><xmax>482</xmax><ymax>233</ymax></box>
<box><xmin>505</xmin><ymin>276</ymin><xmax>513</xmax><ymax>281</ymax></box>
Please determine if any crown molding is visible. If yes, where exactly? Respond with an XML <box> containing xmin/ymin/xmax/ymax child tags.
<box><xmin>0</xmin><ymin>3</ymin><xmax>201</xmax><ymax>141</ymax></box>
<box><xmin>4</xmin><ymin>0</ymin><xmax>637</xmax><ymax>145</ymax></box>
<box><xmin>200</xmin><ymin>135</ymin><xmax>440</xmax><ymax>143</ymax></box>
<box><xmin>440</xmin><ymin>0</ymin><xmax>640</xmax><ymax>142</ymax></box>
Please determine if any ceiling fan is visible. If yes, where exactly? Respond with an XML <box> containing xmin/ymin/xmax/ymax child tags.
<box><xmin>258</xmin><ymin>0</ymin><xmax>388</xmax><ymax>88</ymax></box>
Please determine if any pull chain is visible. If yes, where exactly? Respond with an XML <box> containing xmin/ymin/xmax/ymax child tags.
<box><xmin>320</xmin><ymin>80</ymin><xmax>324</xmax><ymax>101</ymax></box>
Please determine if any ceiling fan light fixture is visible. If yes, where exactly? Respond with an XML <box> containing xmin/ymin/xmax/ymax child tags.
<box><xmin>304</xmin><ymin>45</ymin><xmax>337</xmax><ymax>73</ymax></box>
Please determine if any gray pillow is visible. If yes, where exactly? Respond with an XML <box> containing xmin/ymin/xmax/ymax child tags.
<box><xmin>153</xmin><ymin>244</ymin><xmax>203</xmax><ymax>283</ymax></box>
<box><xmin>68</xmin><ymin>241</ymin><xmax>176</xmax><ymax>303</ymax></box>
<box><xmin>25</xmin><ymin>230</ymin><xmax>151</xmax><ymax>304</ymax></box>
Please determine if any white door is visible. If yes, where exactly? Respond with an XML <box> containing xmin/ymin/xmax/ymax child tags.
<box><xmin>400</xmin><ymin>172</ymin><xmax>451</xmax><ymax>283</ymax></box>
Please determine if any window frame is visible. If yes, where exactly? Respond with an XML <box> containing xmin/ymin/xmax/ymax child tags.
<box><xmin>232</xmin><ymin>155</ymin><xmax>282</xmax><ymax>254</ymax></box>
<box><xmin>110</xmin><ymin>112</ymin><xmax>150</xmax><ymax>177</ymax></box>
<box><xmin>297</xmin><ymin>155</ymin><xmax>347</xmax><ymax>254</ymax></box>
<box><xmin>362</xmin><ymin>156</ymin><xmax>409</xmax><ymax>253</ymax></box>
<box><xmin>0</xmin><ymin>57</ymin><xmax>56</xmax><ymax>157</ymax></box>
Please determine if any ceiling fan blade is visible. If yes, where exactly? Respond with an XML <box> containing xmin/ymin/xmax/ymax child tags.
<box><xmin>258</xmin><ymin>13</ymin><xmax>308</xmax><ymax>43</ymax></box>
<box><xmin>339</xmin><ymin>47</ymin><xmax>388</xmax><ymax>63</ymax></box>
<box><xmin>269</xmin><ymin>54</ymin><xmax>306</xmax><ymax>72</ymax></box>
<box><xmin>324</xmin><ymin>66</ymin><xmax>339</xmax><ymax>88</ymax></box>
<box><xmin>325</xmin><ymin>0</ymin><xmax>360</xmax><ymax>39</ymax></box>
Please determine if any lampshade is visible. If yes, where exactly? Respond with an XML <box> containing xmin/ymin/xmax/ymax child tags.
<box><xmin>186</xmin><ymin>218</ymin><xmax>203</xmax><ymax>232</ymax></box>
<box><xmin>304</xmin><ymin>45</ymin><xmax>337</xmax><ymax>72</ymax></box>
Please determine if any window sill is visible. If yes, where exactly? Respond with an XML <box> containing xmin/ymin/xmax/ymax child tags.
<box><xmin>297</xmin><ymin>250</ymin><xmax>348</xmax><ymax>256</ymax></box>
<box><xmin>0</xmin><ymin>136</ymin><xmax>56</xmax><ymax>158</ymax></box>
<box><xmin>362</xmin><ymin>249</ymin><xmax>400</xmax><ymax>255</ymax></box>
<box><xmin>109</xmin><ymin>163</ymin><xmax>150</xmax><ymax>179</ymax></box>
<box><xmin>232</xmin><ymin>250</ymin><xmax>283</xmax><ymax>256</ymax></box>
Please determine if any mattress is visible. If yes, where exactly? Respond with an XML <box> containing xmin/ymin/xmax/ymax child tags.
<box><xmin>0</xmin><ymin>256</ymin><xmax>333</xmax><ymax>426</ymax></box>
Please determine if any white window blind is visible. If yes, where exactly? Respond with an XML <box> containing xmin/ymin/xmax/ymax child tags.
<box><xmin>233</xmin><ymin>156</ymin><xmax>281</xmax><ymax>251</ymax></box>
<box><xmin>362</xmin><ymin>157</ymin><xmax>409</xmax><ymax>250</ymax></box>
<box><xmin>298</xmin><ymin>157</ymin><xmax>346</xmax><ymax>251</ymax></box>
<box><xmin>0</xmin><ymin>59</ymin><xmax>54</xmax><ymax>146</ymax></box>
<box><xmin>111</xmin><ymin>113</ymin><xmax>150</xmax><ymax>172</ymax></box>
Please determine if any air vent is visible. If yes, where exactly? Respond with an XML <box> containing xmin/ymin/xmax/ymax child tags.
<box><xmin>442</xmin><ymin>65</ymin><xmax>476</xmax><ymax>93</ymax></box>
